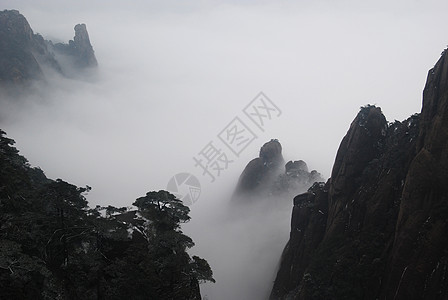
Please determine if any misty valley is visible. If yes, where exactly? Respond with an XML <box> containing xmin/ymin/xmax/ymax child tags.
<box><xmin>1</xmin><ymin>5</ymin><xmax>448</xmax><ymax>300</ymax></box>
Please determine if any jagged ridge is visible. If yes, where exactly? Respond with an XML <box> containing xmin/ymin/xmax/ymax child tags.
<box><xmin>0</xmin><ymin>9</ymin><xmax>97</xmax><ymax>84</ymax></box>
<box><xmin>271</xmin><ymin>49</ymin><xmax>448</xmax><ymax>299</ymax></box>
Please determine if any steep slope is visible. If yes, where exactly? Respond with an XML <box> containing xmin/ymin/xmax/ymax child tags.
<box><xmin>0</xmin><ymin>9</ymin><xmax>97</xmax><ymax>85</ymax></box>
<box><xmin>54</xmin><ymin>23</ymin><xmax>98</xmax><ymax>68</ymax></box>
<box><xmin>383</xmin><ymin>47</ymin><xmax>448</xmax><ymax>300</ymax></box>
<box><xmin>0</xmin><ymin>10</ymin><xmax>60</xmax><ymax>83</ymax></box>
<box><xmin>271</xmin><ymin>48</ymin><xmax>448</xmax><ymax>299</ymax></box>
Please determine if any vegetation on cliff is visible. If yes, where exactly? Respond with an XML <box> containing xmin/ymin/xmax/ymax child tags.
<box><xmin>0</xmin><ymin>130</ymin><xmax>214</xmax><ymax>299</ymax></box>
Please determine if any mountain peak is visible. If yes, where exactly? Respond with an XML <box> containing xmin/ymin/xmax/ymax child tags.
<box><xmin>54</xmin><ymin>23</ymin><xmax>98</xmax><ymax>69</ymax></box>
<box><xmin>232</xmin><ymin>139</ymin><xmax>323</xmax><ymax>204</ymax></box>
<box><xmin>0</xmin><ymin>9</ymin><xmax>47</xmax><ymax>83</ymax></box>
<box><xmin>271</xmin><ymin>49</ymin><xmax>448</xmax><ymax>299</ymax></box>
<box><xmin>259</xmin><ymin>139</ymin><xmax>283</xmax><ymax>166</ymax></box>
<box><xmin>0</xmin><ymin>10</ymin><xmax>97</xmax><ymax>85</ymax></box>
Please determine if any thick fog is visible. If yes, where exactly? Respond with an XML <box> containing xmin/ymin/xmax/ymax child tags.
<box><xmin>2</xmin><ymin>1</ymin><xmax>448</xmax><ymax>299</ymax></box>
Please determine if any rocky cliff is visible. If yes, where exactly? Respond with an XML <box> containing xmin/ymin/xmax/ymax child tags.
<box><xmin>232</xmin><ymin>139</ymin><xmax>323</xmax><ymax>204</ymax></box>
<box><xmin>270</xmin><ymin>49</ymin><xmax>448</xmax><ymax>299</ymax></box>
<box><xmin>0</xmin><ymin>9</ymin><xmax>97</xmax><ymax>85</ymax></box>
<box><xmin>233</xmin><ymin>139</ymin><xmax>285</xmax><ymax>197</ymax></box>
<box><xmin>0</xmin><ymin>10</ymin><xmax>60</xmax><ymax>83</ymax></box>
<box><xmin>54</xmin><ymin>23</ymin><xmax>98</xmax><ymax>68</ymax></box>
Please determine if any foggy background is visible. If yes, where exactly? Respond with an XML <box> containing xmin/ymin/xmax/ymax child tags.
<box><xmin>1</xmin><ymin>0</ymin><xmax>448</xmax><ymax>299</ymax></box>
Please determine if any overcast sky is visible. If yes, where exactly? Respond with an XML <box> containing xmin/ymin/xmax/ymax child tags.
<box><xmin>3</xmin><ymin>0</ymin><xmax>448</xmax><ymax>209</ymax></box>
<box><xmin>2</xmin><ymin>1</ymin><xmax>448</xmax><ymax>298</ymax></box>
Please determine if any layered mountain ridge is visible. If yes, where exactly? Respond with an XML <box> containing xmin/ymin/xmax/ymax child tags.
<box><xmin>0</xmin><ymin>9</ymin><xmax>97</xmax><ymax>84</ymax></box>
<box><xmin>2</xmin><ymin>8</ymin><xmax>448</xmax><ymax>300</ymax></box>
<box><xmin>270</xmin><ymin>49</ymin><xmax>448</xmax><ymax>299</ymax></box>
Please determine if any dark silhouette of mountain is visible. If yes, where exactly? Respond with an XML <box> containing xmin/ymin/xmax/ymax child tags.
<box><xmin>54</xmin><ymin>23</ymin><xmax>98</xmax><ymax>69</ymax></box>
<box><xmin>0</xmin><ymin>9</ymin><xmax>97</xmax><ymax>85</ymax></box>
<box><xmin>232</xmin><ymin>139</ymin><xmax>323</xmax><ymax>204</ymax></box>
<box><xmin>0</xmin><ymin>10</ymin><xmax>60</xmax><ymax>83</ymax></box>
<box><xmin>270</xmin><ymin>48</ymin><xmax>448</xmax><ymax>299</ymax></box>
<box><xmin>233</xmin><ymin>139</ymin><xmax>285</xmax><ymax>196</ymax></box>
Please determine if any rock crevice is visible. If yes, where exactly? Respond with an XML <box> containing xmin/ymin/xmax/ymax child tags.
<box><xmin>271</xmin><ymin>49</ymin><xmax>448</xmax><ymax>299</ymax></box>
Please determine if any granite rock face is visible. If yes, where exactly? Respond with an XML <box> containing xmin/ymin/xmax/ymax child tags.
<box><xmin>54</xmin><ymin>23</ymin><xmax>98</xmax><ymax>68</ymax></box>
<box><xmin>0</xmin><ymin>9</ymin><xmax>97</xmax><ymax>85</ymax></box>
<box><xmin>0</xmin><ymin>10</ymin><xmax>61</xmax><ymax>83</ymax></box>
<box><xmin>233</xmin><ymin>139</ymin><xmax>323</xmax><ymax>204</ymax></box>
<box><xmin>384</xmin><ymin>47</ymin><xmax>448</xmax><ymax>300</ymax></box>
<box><xmin>234</xmin><ymin>139</ymin><xmax>285</xmax><ymax>197</ymax></box>
<box><xmin>270</xmin><ymin>49</ymin><xmax>448</xmax><ymax>299</ymax></box>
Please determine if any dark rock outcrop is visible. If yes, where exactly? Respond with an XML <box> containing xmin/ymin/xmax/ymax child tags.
<box><xmin>271</xmin><ymin>48</ymin><xmax>448</xmax><ymax>299</ymax></box>
<box><xmin>54</xmin><ymin>23</ymin><xmax>98</xmax><ymax>68</ymax></box>
<box><xmin>233</xmin><ymin>139</ymin><xmax>285</xmax><ymax>197</ymax></box>
<box><xmin>326</xmin><ymin>105</ymin><xmax>388</xmax><ymax>239</ymax></box>
<box><xmin>273</xmin><ymin>161</ymin><xmax>324</xmax><ymax>198</ymax></box>
<box><xmin>0</xmin><ymin>9</ymin><xmax>97</xmax><ymax>85</ymax></box>
<box><xmin>0</xmin><ymin>9</ymin><xmax>61</xmax><ymax>83</ymax></box>
<box><xmin>285</xmin><ymin>160</ymin><xmax>309</xmax><ymax>173</ymax></box>
<box><xmin>272</xmin><ymin>182</ymin><xmax>329</xmax><ymax>298</ymax></box>
<box><xmin>232</xmin><ymin>139</ymin><xmax>323</xmax><ymax>203</ymax></box>
<box><xmin>383</xmin><ymin>47</ymin><xmax>448</xmax><ymax>300</ymax></box>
